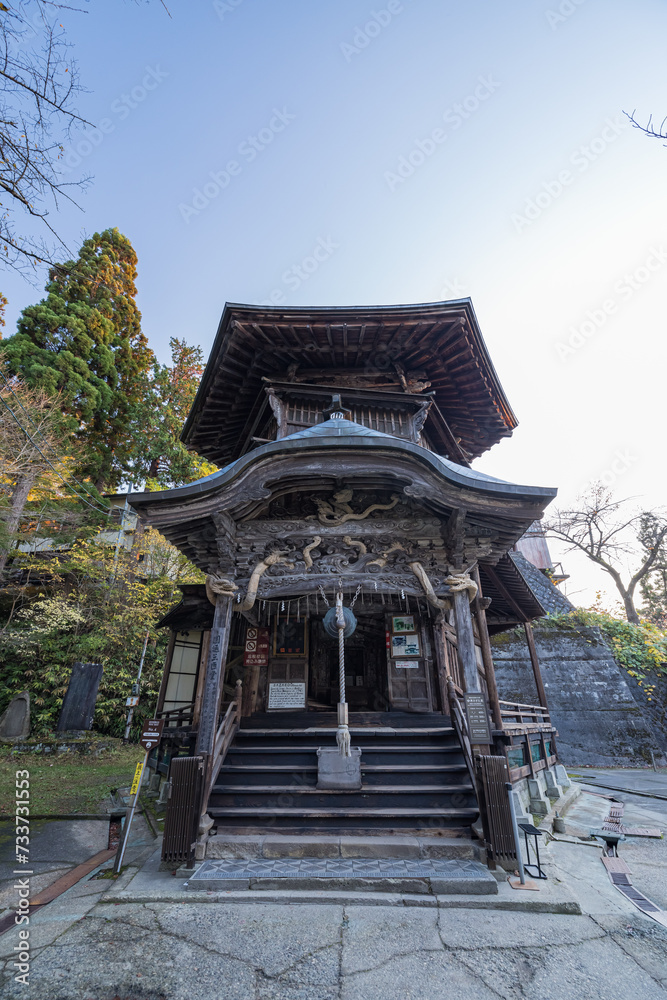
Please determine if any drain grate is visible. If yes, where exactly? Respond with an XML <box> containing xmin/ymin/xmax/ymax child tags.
<box><xmin>602</xmin><ymin>856</ymin><xmax>666</xmax><ymax>924</ymax></box>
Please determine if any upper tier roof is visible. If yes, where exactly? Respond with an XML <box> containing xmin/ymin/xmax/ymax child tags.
<box><xmin>182</xmin><ymin>299</ymin><xmax>518</xmax><ymax>466</ymax></box>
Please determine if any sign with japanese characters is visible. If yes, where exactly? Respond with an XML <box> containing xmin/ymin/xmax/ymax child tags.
<box><xmin>464</xmin><ymin>693</ymin><xmax>492</xmax><ymax>744</ymax></box>
<box><xmin>244</xmin><ymin>626</ymin><xmax>270</xmax><ymax>666</ymax></box>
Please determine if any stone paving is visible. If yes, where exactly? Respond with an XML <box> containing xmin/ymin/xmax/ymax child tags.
<box><xmin>187</xmin><ymin>856</ymin><xmax>497</xmax><ymax>895</ymax></box>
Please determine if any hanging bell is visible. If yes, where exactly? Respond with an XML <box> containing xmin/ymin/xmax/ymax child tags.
<box><xmin>323</xmin><ymin>605</ymin><xmax>357</xmax><ymax>638</ymax></box>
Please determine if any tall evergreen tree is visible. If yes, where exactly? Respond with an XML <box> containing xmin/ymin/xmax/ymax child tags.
<box><xmin>0</xmin><ymin>228</ymin><xmax>152</xmax><ymax>490</ymax></box>
<box><xmin>128</xmin><ymin>337</ymin><xmax>217</xmax><ymax>489</ymax></box>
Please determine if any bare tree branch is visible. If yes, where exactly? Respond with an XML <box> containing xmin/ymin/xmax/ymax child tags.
<box><xmin>544</xmin><ymin>482</ymin><xmax>667</xmax><ymax>624</ymax></box>
<box><xmin>623</xmin><ymin>109</ymin><xmax>667</xmax><ymax>144</ymax></box>
<box><xmin>0</xmin><ymin>2</ymin><xmax>91</xmax><ymax>273</ymax></box>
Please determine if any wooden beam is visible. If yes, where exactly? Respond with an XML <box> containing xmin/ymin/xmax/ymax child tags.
<box><xmin>195</xmin><ymin>593</ymin><xmax>233</xmax><ymax>757</ymax></box>
<box><xmin>471</xmin><ymin>566</ymin><xmax>503</xmax><ymax>731</ymax></box>
<box><xmin>432</xmin><ymin>619</ymin><xmax>450</xmax><ymax>714</ymax></box>
<box><xmin>451</xmin><ymin>589</ymin><xmax>480</xmax><ymax>694</ymax></box>
<box><xmin>524</xmin><ymin>621</ymin><xmax>549</xmax><ymax>712</ymax></box>
<box><xmin>483</xmin><ymin>564</ymin><xmax>529</xmax><ymax>622</ymax></box>
<box><xmin>445</xmin><ymin>508</ymin><xmax>467</xmax><ymax>569</ymax></box>
<box><xmin>192</xmin><ymin>629</ymin><xmax>210</xmax><ymax>728</ymax></box>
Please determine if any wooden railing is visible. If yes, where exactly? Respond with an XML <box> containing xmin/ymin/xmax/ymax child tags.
<box><xmin>447</xmin><ymin>677</ymin><xmax>476</xmax><ymax>790</ymax></box>
<box><xmin>157</xmin><ymin>704</ymin><xmax>195</xmax><ymax>729</ymax></box>
<box><xmin>498</xmin><ymin>699</ymin><xmax>552</xmax><ymax>731</ymax></box>
<box><xmin>204</xmin><ymin>679</ymin><xmax>243</xmax><ymax>804</ymax></box>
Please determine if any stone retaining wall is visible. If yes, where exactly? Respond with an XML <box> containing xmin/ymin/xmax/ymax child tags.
<box><xmin>491</xmin><ymin>623</ymin><xmax>664</xmax><ymax>767</ymax></box>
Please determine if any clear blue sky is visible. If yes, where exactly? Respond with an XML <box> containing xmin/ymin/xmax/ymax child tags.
<box><xmin>4</xmin><ymin>0</ymin><xmax>667</xmax><ymax>606</ymax></box>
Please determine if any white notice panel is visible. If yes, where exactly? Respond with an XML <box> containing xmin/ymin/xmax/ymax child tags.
<box><xmin>394</xmin><ymin>660</ymin><xmax>419</xmax><ymax>669</ymax></box>
<box><xmin>268</xmin><ymin>682</ymin><xmax>306</xmax><ymax>710</ymax></box>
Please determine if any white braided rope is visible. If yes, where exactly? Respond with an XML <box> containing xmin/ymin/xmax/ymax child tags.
<box><xmin>338</xmin><ymin>619</ymin><xmax>346</xmax><ymax>705</ymax></box>
<box><xmin>335</xmin><ymin>591</ymin><xmax>351</xmax><ymax>756</ymax></box>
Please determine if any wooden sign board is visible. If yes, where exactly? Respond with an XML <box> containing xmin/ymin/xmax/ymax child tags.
<box><xmin>464</xmin><ymin>692</ymin><xmax>492</xmax><ymax>744</ymax></box>
<box><xmin>139</xmin><ymin>719</ymin><xmax>164</xmax><ymax>752</ymax></box>
<box><xmin>244</xmin><ymin>626</ymin><xmax>270</xmax><ymax>666</ymax></box>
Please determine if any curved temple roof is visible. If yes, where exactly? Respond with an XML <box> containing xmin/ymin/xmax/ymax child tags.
<box><xmin>129</xmin><ymin>417</ymin><xmax>556</xmax><ymax>573</ymax></box>
<box><xmin>130</xmin><ymin>416</ymin><xmax>556</xmax><ymax>510</ymax></box>
<box><xmin>181</xmin><ymin>299</ymin><xmax>519</xmax><ymax>466</ymax></box>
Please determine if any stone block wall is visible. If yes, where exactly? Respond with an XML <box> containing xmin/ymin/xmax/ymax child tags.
<box><xmin>491</xmin><ymin>622</ymin><xmax>664</xmax><ymax>767</ymax></box>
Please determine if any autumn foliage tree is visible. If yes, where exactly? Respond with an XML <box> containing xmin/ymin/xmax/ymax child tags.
<box><xmin>0</xmin><ymin>367</ymin><xmax>70</xmax><ymax>577</ymax></box>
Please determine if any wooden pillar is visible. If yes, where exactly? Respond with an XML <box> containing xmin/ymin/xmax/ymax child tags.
<box><xmin>192</xmin><ymin>629</ymin><xmax>210</xmax><ymax>728</ymax></box>
<box><xmin>432</xmin><ymin>619</ymin><xmax>450</xmax><ymax>713</ymax></box>
<box><xmin>471</xmin><ymin>567</ymin><xmax>503</xmax><ymax>732</ymax></box>
<box><xmin>195</xmin><ymin>593</ymin><xmax>233</xmax><ymax>757</ymax></box>
<box><xmin>451</xmin><ymin>589</ymin><xmax>481</xmax><ymax>694</ymax></box>
<box><xmin>523</xmin><ymin>621</ymin><xmax>549</xmax><ymax>712</ymax></box>
<box><xmin>241</xmin><ymin>664</ymin><xmax>260</xmax><ymax>718</ymax></box>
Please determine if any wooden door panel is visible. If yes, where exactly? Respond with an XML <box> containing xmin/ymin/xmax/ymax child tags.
<box><xmin>386</xmin><ymin>615</ymin><xmax>433</xmax><ymax>713</ymax></box>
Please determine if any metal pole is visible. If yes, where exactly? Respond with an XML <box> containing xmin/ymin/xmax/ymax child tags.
<box><xmin>123</xmin><ymin>630</ymin><xmax>150</xmax><ymax>742</ymax></box>
<box><xmin>113</xmin><ymin>750</ymin><xmax>149</xmax><ymax>874</ymax></box>
<box><xmin>110</xmin><ymin>491</ymin><xmax>131</xmax><ymax>586</ymax></box>
<box><xmin>505</xmin><ymin>781</ymin><xmax>526</xmax><ymax>884</ymax></box>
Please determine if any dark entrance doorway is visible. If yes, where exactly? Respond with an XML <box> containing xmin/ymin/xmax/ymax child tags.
<box><xmin>308</xmin><ymin>613</ymin><xmax>388</xmax><ymax>711</ymax></box>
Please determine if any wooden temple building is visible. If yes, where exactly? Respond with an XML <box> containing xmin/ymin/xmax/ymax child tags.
<box><xmin>129</xmin><ymin>300</ymin><xmax>561</xmax><ymax>867</ymax></box>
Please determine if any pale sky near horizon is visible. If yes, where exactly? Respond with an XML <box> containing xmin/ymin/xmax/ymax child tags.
<box><xmin>3</xmin><ymin>0</ymin><xmax>667</xmax><ymax>611</ymax></box>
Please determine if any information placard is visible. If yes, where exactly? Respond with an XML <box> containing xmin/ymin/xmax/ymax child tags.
<box><xmin>268</xmin><ymin>682</ymin><xmax>306</xmax><ymax>710</ymax></box>
<box><xmin>464</xmin><ymin>692</ymin><xmax>492</xmax><ymax>744</ymax></box>
<box><xmin>139</xmin><ymin>718</ymin><xmax>164</xmax><ymax>752</ymax></box>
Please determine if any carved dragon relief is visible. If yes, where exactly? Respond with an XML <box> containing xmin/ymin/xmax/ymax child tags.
<box><xmin>231</xmin><ymin>490</ymin><xmax>479</xmax><ymax>610</ymax></box>
<box><xmin>236</xmin><ymin>531</ymin><xmax>464</xmax><ymax>610</ymax></box>
<box><xmin>307</xmin><ymin>489</ymin><xmax>400</xmax><ymax>526</ymax></box>
<box><xmin>234</xmin><ymin>533</ymin><xmax>476</xmax><ymax>612</ymax></box>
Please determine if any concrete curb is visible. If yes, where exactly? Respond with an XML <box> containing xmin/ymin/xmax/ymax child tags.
<box><xmin>572</xmin><ymin>778</ymin><xmax>667</xmax><ymax>801</ymax></box>
<box><xmin>98</xmin><ymin>884</ymin><xmax>580</xmax><ymax>913</ymax></box>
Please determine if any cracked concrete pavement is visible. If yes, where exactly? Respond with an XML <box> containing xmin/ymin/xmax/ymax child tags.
<box><xmin>0</xmin><ymin>785</ymin><xmax>665</xmax><ymax>999</ymax></box>
<box><xmin>0</xmin><ymin>897</ymin><xmax>666</xmax><ymax>1000</ymax></box>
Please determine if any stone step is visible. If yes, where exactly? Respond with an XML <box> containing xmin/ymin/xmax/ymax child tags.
<box><xmin>225</xmin><ymin>746</ymin><xmax>464</xmax><ymax>767</ymax></box>
<box><xmin>186</xmin><ymin>857</ymin><xmax>498</xmax><ymax>895</ymax></box>
<box><xmin>205</xmin><ymin>832</ymin><xmax>481</xmax><ymax>861</ymax></box>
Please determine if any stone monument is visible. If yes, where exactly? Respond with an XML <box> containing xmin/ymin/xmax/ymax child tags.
<box><xmin>0</xmin><ymin>691</ymin><xmax>30</xmax><ymax>742</ymax></box>
<box><xmin>57</xmin><ymin>662</ymin><xmax>103</xmax><ymax>732</ymax></box>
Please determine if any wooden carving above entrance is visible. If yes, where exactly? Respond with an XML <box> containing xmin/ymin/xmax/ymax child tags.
<box><xmin>309</xmin><ymin>489</ymin><xmax>400</xmax><ymax>526</ymax></box>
